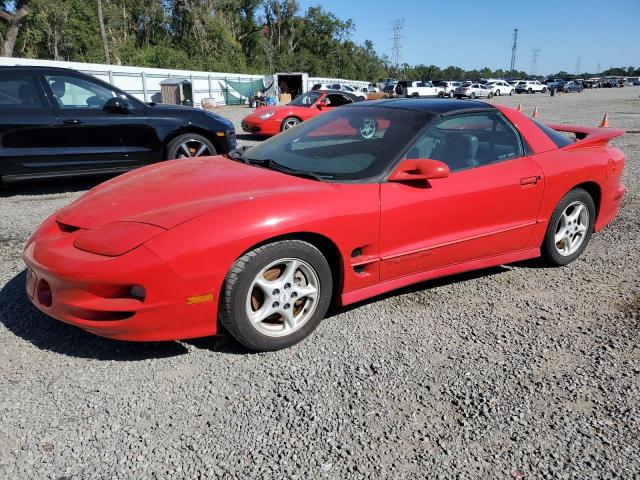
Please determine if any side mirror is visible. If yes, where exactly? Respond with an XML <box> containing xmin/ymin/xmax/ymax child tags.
<box><xmin>317</xmin><ymin>99</ymin><xmax>328</xmax><ymax>109</ymax></box>
<box><xmin>388</xmin><ymin>158</ymin><xmax>450</xmax><ymax>182</ymax></box>
<box><xmin>104</xmin><ymin>97</ymin><xmax>132</xmax><ymax>114</ymax></box>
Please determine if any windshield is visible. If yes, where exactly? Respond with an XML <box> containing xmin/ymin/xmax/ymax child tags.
<box><xmin>289</xmin><ymin>91</ymin><xmax>322</xmax><ymax>107</ymax></box>
<box><xmin>241</xmin><ymin>106</ymin><xmax>434</xmax><ymax>181</ymax></box>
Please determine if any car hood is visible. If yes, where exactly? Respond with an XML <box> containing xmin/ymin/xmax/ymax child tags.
<box><xmin>56</xmin><ymin>156</ymin><xmax>330</xmax><ymax>230</ymax></box>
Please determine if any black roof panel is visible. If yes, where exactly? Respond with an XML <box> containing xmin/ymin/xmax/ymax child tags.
<box><xmin>347</xmin><ymin>98</ymin><xmax>495</xmax><ymax>114</ymax></box>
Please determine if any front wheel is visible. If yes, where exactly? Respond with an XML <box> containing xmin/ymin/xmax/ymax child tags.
<box><xmin>542</xmin><ymin>188</ymin><xmax>595</xmax><ymax>266</ymax></box>
<box><xmin>219</xmin><ymin>240</ymin><xmax>333</xmax><ymax>351</ymax></box>
<box><xmin>449</xmin><ymin>91</ymin><xmax>455</xmax><ymax>98</ymax></box>
<box><xmin>166</xmin><ymin>133</ymin><xmax>217</xmax><ymax>159</ymax></box>
<box><xmin>496</xmin><ymin>89</ymin><xmax>501</xmax><ymax>96</ymax></box>
<box><xmin>509</xmin><ymin>89</ymin><xmax>514</xmax><ymax>95</ymax></box>
<box><xmin>281</xmin><ymin>117</ymin><xmax>301</xmax><ymax>131</ymax></box>
<box><xmin>470</xmin><ymin>92</ymin><xmax>476</xmax><ymax>99</ymax></box>
<box><xmin>528</xmin><ymin>88</ymin><xmax>533</xmax><ymax>94</ymax></box>
<box><xmin>542</xmin><ymin>87</ymin><xmax>547</xmax><ymax>93</ymax></box>
<box><xmin>488</xmin><ymin>92</ymin><xmax>494</xmax><ymax>99</ymax></box>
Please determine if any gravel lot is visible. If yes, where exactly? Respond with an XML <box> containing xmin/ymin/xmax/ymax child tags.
<box><xmin>1</xmin><ymin>88</ymin><xmax>639</xmax><ymax>479</ymax></box>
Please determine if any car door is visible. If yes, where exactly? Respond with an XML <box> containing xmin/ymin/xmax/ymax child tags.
<box><xmin>0</xmin><ymin>71</ymin><xmax>69</xmax><ymax>180</ymax></box>
<box><xmin>379</xmin><ymin>111</ymin><xmax>544</xmax><ymax>281</ymax></box>
<box><xmin>41</xmin><ymin>72</ymin><xmax>156</xmax><ymax>173</ymax></box>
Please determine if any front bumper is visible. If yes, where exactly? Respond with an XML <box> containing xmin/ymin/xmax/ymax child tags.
<box><xmin>22</xmin><ymin>216</ymin><xmax>218</xmax><ymax>341</ymax></box>
<box><xmin>241</xmin><ymin>117</ymin><xmax>278</xmax><ymax>136</ymax></box>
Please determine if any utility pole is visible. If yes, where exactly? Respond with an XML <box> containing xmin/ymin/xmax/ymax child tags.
<box><xmin>530</xmin><ymin>49</ymin><xmax>540</xmax><ymax>76</ymax></box>
<box><xmin>509</xmin><ymin>28</ymin><xmax>518</xmax><ymax>78</ymax></box>
<box><xmin>575</xmin><ymin>56</ymin><xmax>582</xmax><ymax>75</ymax></box>
<box><xmin>391</xmin><ymin>19</ymin><xmax>404</xmax><ymax>78</ymax></box>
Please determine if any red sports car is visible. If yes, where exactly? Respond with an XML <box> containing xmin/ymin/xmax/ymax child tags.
<box><xmin>241</xmin><ymin>89</ymin><xmax>361</xmax><ymax>136</ymax></box>
<box><xmin>24</xmin><ymin>99</ymin><xmax>626</xmax><ymax>351</ymax></box>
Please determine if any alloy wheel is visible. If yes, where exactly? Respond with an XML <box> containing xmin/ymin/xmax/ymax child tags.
<box><xmin>246</xmin><ymin>258</ymin><xmax>320</xmax><ymax>337</ymax></box>
<box><xmin>554</xmin><ymin>201</ymin><xmax>589</xmax><ymax>256</ymax></box>
<box><xmin>175</xmin><ymin>139</ymin><xmax>212</xmax><ymax>158</ymax></box>
<box><xmin>283</xmin><ymin>118</ymin><xmax>300</xmax><ymax>130</ymax></box>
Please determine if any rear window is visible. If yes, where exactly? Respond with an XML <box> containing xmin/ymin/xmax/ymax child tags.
<box><xmin>0</xmin><ymin>74</ymin><xmax>43</xmax><ymax>108</ymax></box>
<box><xmin>530</xmin><ymin>119</ymin><xmax>574</xmax><ymax>147</ymax></box>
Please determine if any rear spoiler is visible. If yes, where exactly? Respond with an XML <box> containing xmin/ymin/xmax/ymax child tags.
<box><xmin>547</xmin><ymin>124</ymin><xmax>625</xmax><ymax>150</ymax></box>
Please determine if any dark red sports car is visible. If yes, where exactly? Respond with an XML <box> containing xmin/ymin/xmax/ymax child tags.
<box><xmin>241</xmin><ymin>89</ymin><xmax>361</xmax><ymax>136</ymax></box>
<box><xmin>24</xmin><ymin>99</ymin><xmax>626</xmax><ymax>351</ymax></box>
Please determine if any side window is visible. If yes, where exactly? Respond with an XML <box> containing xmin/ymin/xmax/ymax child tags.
<box><xmin>0</xmin><ymin>74</ymin><xmax>44</xmax><ymax>109</ymax></box>
<box><xmin>45</xmin><ymin>74</ymin><xmax>119</xmax><ymax>110</ymax></box>
<box><xmin>325</xmin><ymin>94</ymin><xmax>352</xmax><ymax>107</ymax></box>
<box><xmin>405</xmin><ymin>113</ymin><xmax>523</xmax><ymax>172</ymax></box>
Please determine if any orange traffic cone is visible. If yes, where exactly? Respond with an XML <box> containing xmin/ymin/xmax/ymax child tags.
<box><xmin>532</xmin><ymin>106</ymin><xmax>539</xmax><ymax>119</ymax></box>
<box><xmin>517</xmin><ymin>103</ymin><xmax>522</xmax><ymax>112</ymax></box>
<box><xmin>600</xmin><ymin>113</ymin><xmax>609</xmax><ymax>128</ymax></box>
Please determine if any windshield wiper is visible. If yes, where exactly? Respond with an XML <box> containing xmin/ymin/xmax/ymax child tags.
<box><xmin>245</xmin><ymin>158</ymin><xmax>330</xmax><ymax>181</ymax></box>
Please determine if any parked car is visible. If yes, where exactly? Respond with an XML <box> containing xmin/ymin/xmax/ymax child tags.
<box><xmin>434</xmin><ymin>81</ymin><xmax>462</xmax><ymax>98</ymax></box>
<box><xmin>367</xmin><ymin>84</ymin><xmax>380</xmax><ymax>92</ymax></box>
<box><xmin>353</xmin><ymin>86</ymin><xmax>372</xmax><ymax>100</ymax></box>
<box><xmin>454</xmin><ymin>82</ymin><xmax>493</xmax><ymax>99</ymax></box>
<box><xmin>382</xmin><ymin>83</ymin><xmax>397</xmax><ymax>98</ymax></box>
<box><xmin>241</xmin><ymin>89</ymin><xmax>361</xmax><ymax>136</ymax></box>
<box><xmin>485</xmin><ymin>80</ymin><xmax>515</xmax><ymax>96</ymax></box>
<box><xmin>0</xmin><ymin>66</ymin><xmax>235</xmax><ymax>184</ymax></box>
<box><xmin>515</xmin><ymin>80</ymin><xmax>547</xmax><ymax>94</ymax></box>
<box><xmin>562</xmin><ymin>81</ymin><xmax>583</xmax><ymax>93</ymax></box>
<box><xmin>546</xmin><ymin>79</ymin><xmax>565</xmax><ymax>91</ymax></box>
<box><xmin>395</xmin><ymin>80</ymin><xmax>444</xmax><ymax>98</ymax></box>
<box><xmin>377</xmin><ymin>78</ymin><xmax>397</xmax><ymax>90</ymax></box>
<box><xmin>24</xmin><ymin>99</ymin><xmax>626</xmax><ymax>351</ymax></box>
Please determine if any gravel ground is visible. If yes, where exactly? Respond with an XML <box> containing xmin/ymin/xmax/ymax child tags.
<box><xmin>1</xmin><ymin>88</ymin><xmax>639</xmax><ymax>479</ymax></box>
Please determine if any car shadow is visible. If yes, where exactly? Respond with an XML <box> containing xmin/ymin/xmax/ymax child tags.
<box><xmin>327</xmin><ymin>265</ymin><xmax>510</xmax><ymax>318</ymax></box>
<box><xmin>235</xmin><ymin>133</ymin><xmax>264</xmax><ymax>142</ymax></box>
<box><xmin>0</xmin><ymin>271</ymin><xmax>191</xmax><ymax>360</ymax></box>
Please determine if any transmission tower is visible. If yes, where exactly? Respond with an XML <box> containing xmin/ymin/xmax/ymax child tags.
<box><xmin>596</xmin><ymin>62</ymin><xmax>601</xmax><ymax>74</ymax></box>
<box><xmin>391</xmin><ymin>19</ymin><xmax>405</xmax><ymax>75</ymax></box>
<box><xmin>509</xmin><ymin>28</ymin><xmax>518</xmax><ymax>77</ymax></box>
<box><xmin>575</xmin><ymin>56</ymin><xmax>582</xmax><ymax>75</ymax></box>
<box><xmin>530</xmin><ymin>49</ymin><xmax>540</xmax><ymax>76</ymax></box>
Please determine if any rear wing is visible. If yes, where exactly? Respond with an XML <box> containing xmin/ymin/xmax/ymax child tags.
<box><xmin>547</xmin><ymin>124</ymin><xmax>625</xmax><ymax>150</ymax></box>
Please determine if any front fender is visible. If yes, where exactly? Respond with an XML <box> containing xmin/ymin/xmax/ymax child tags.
<box><xmin>144</xmin><ymin>183</ymin><xmax>381</xmax><ymax>295</ymax></box>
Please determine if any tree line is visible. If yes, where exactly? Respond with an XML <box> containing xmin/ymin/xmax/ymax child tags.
<box><xmin>1</xmin><ymin>0</ymin><xmax>638</xmax><ymax>81</ymax></box>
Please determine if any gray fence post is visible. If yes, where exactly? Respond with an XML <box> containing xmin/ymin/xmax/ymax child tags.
<box><xmin>141</xmin><ymin>71</ymin><xmax>148</xmax><ymax>102</ymax></box>
<box><xmin>108</xmin><ymin>70</ymin><xmax>114</xmax><ymax>85</ymax></box>
<box><xmin>208</xmin><ymin>75</ymin><xmax>213</xmax><ymax>98</ymax></box>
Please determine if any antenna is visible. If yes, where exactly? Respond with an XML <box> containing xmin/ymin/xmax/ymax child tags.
<box><xmin>530</xmin><ymin>49</ymin><xmax>540</xmax><ymax>76</ymax></box>
<box><xmin>575</xmin><ymin>56</ymin><xmax>582</xmax><ymax>75</ymax></box>
<box><xmin>391</xmin><ymin>19</ymin><xmax>405</xmax><ymax>76</ymax></box>
<box><xmin>509</xmin><ymin>28</ymin><xmax>518</xmax><ymax>77</ymax></box>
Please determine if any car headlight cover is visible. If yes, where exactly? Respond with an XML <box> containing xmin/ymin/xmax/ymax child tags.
<box><xmin>259</xmin><ymin>111</ymin><xmax>275</xmax><ymax>120</ymax></box>
<box><xmin>74</xmin><ymin>222</ymin><xmax>166</xmax><ymax>256</ymax></box>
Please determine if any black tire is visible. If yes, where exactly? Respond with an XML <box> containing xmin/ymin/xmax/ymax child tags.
<box><xmin>219</xmin><ymin>240</ymin><xmax>333</xmax><ymax>351</ymax></box>
<box><xmin>496</xmin><ymin>89</ymin><xmax>501</xmax><ymax>96</ymax></box>
<box><xmin>542</xmin><ymin>188</ymin><xmax>596</xmax><ymax>266</ymax></box>
<box><xmin>488</xmin><ymin>92</ymin><xmax>494</xmax><ymax>99</ymax></box>
<box><xmin>281</xmin><ymin>116</ymin><xmax>301</xmax><ymax>131</ymax></box>
<box><xmin>411</xmin><ymin>92</ymin><xmax>419</xmax><ymax>98</ymax></box>
<box><xmin>509</xmin><ymin>89</ymin><xmax>514</xmax><ymax>96</ymax></box>
<box><xmin>166</xmin><ymin>133</ymin><xmax>216</xmax><ymax>159</ymax></box>
<box><xmin>542</xmin><ymin>87</ymin><xmax>547</xmax><ymax>93</ymax></box>
<box><xmin>527</xmin><ymin>88</ymin><xmax>533</xmax><ymax>94</ymax></box>
<box><xmin>470</xmin><ymin>92</ymin><xmax>476</xmax><ymax>99</ymax></box>
<box><xmin>449</xmin><ymin>91</ymin><xmax>455</xmax><ymax>98</ymax></box>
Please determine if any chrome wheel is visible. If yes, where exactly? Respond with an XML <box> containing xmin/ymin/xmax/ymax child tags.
<box><xmin>175</xmin><ymin>139</ymin><xmax>212</xmax><ymax>158</ymax></box>
<box><xmin>283</xmin><ymin>118</ymin><xmax>300</xmax><ymax>130</ymax></box>
<box><xmin>554</xmin><ymin>201</ymin><xmax>589</xmax><ymax>256</ymax></box>
<box><xmin>246</xmin><ymin>258</ymin><xmax>320</xmax><ymax>337</ymax></box>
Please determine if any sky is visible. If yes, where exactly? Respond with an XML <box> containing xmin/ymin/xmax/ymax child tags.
<box><xmin>297</xmin><ymin>0</ymin><xmax>640</xmax><ymax>75</ymax></box>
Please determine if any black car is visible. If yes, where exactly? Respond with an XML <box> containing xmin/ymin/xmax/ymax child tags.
<box><xmin>0</xmin><ymin>66</ymin><xmax>235</xmax><ymax>183</ymax></box>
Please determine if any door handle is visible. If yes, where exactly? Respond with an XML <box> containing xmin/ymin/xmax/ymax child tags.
<box><xmin>520</xmin><ymin>175</ymin><xmax>541</xmax><ymax>186</ymax></box>
<box><xmin>63</xmin><ymin>119</ymin><xmax>83</xmax><ymax>125</ymax></box>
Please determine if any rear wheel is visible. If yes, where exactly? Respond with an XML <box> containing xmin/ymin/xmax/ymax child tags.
<box><xmin>470</xmin><ymin>92</ymin><xmax>476</xmax><ymax>99</ymax></box>
<box><xmin>542</xmin><ymin>87</ymin><xmax>547</xmax><ymax>93</ymax></box>
<box><xmin>411</xmin><ymin>92</ymin><xmax>420</xmax><ymax>98</ymax></box>
<box><xmin>281</xmin><ymin>117</ymin><xmax>301</xmax><ymax>131</ymax></box>
<box><xmin>527</xmin><ymin>88</ymin><xmax>533</xmax><ymax>94</ymax></box>
<box><xmin>542</xmin><ymin>188</ymin><xmax>595</xmax><ymax>266</ymax></box>
<box><xmin>166</xmin><ymin>133</ymin><xmax>216</xmax><ymax>159</ymax></box>
<box><xmin>496</xmin><ymin>89</ymin><xmax>501</xmax><ymax>96</ymax></box>
<box><xmin>509</xmin><ymin>89</ymin><xmax>514</xmax><ymax>95</ymax></box>
<box><xmin>219</xmin><ymin>240</ymin><xmax>333</xmax><ymax>351</ymax></box>
<box><xmin>449</xmin><ymin>91</ymin><xmax>455</xmax><ymax>98</ymax></box>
